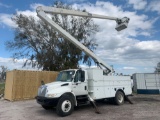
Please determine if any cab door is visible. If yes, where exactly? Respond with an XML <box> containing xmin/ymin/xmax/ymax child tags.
<box><xmin>72</xmin><ymin>70</ymin><xmax>88</xmax><ymax>96</ymax></box>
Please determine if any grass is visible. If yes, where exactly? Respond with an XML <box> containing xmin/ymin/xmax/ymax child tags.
<box><xmin>0</xmin><ymin>82</ymin><xmax>5</xmax><ymax>95</ymax></box>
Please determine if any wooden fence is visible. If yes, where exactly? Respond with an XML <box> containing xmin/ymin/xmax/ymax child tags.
<box><xmin>4</xmin><ymin>70</ymin><xmax>58</xmax><ymax>101</ymax></box>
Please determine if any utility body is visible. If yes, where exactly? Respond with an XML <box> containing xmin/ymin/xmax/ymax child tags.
<box><xmin>35</xmin><ymin>6</ymin><xmax>132</xmax><ymax>117</ymax></box>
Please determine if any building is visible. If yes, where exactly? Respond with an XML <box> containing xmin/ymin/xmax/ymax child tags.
<box><xmin>132</xmin><ymin>73</ymin><xmax>160</xmax><ymax>94</ymax></box>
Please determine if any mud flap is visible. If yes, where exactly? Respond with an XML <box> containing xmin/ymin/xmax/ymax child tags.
<box><xmin>88</xmin><ymin>95</ymin><xmax>101</xmax><ymax>114</ymax></box>
<box><xmin>125</xmin><ymin>96</ymin><xmax>133</xmax><ymax>104</ymax></box>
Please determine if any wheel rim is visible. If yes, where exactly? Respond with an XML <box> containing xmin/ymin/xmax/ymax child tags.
<box><xmin>61</xmin><ymin>100</ymin><xmax>72</xmax><ymax>113</ymax></box>
<box><xmin>117</xmin><ymin>94</ymin><xmax>123</xmax><ymax>103</ymax></box>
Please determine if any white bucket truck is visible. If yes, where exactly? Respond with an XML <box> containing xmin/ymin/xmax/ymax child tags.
<box><xmin>35</xmin><ymin>6</ymin><xmax>132</xmax><ymax>117</ymax></box>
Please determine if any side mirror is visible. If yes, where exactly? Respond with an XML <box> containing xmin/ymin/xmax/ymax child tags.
<box><xmin>41</xmin><ymin>80</ymin><xmax>45</xmax><ymax>85</ymax></box>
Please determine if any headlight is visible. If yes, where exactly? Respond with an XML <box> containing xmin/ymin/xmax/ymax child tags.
<box><xmin>47</xmin><ymin>94</ymin><xmax>57</xmax><ymax>98</ymax></box>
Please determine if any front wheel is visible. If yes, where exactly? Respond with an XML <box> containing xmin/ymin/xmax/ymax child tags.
<box><xmin>114</xmin><ymin>91</ymin><xmax>124</xmax><ymax>105</ymax></box>
<box><xmin>56</xmin><ymin>94</ymin><xmax>74</xmax><ymax>117</ymax></box>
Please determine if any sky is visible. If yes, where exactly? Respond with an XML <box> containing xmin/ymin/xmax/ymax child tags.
<box><xmin>0</xmin><ymin>0</ymin><xmax>160</xmax><ymax>75</ymax></box>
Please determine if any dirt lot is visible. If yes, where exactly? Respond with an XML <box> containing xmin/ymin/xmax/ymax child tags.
<box><xmin>0</xmin><ymin>94</ymin><xmax>160</xmax><ymax>120</ymax></box>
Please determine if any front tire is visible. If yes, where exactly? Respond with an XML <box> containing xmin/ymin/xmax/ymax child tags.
<box><xmin>114</xmin><ymin>91</ymin><xmax>124</xmax><ymax>105</ymax></box>
<box><xmin>56</xmin><ymin>94</ymin><xmax>74</xmax><ymax>117</ymax></box>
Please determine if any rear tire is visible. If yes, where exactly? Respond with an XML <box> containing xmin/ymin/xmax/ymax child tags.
<box><xmin>56</xmin><ymin>94</ymin><xmax>74</xmax><ymax>117</ymax></box>
<box><xmin>114</xmin><ymin>91</ymin><xmax>124</xmax><ymax>105</ymax></box>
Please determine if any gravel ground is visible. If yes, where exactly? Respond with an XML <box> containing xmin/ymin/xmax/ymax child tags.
<box><xmin>0</xmin><ymin>94</ymin><xmax>160</xmax><ymax>120</ymax></box>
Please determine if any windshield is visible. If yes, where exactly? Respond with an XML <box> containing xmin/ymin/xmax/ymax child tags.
<box><xmin>56</xmin><ymin>70</ymin><xmax>75</xmax><ymax>82</ymax></box>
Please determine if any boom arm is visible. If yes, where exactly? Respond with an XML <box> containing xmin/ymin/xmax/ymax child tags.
<box><xmin>36</xmin><ymin>6</ymin><xmax>129</xmax><ymax>74</ymax></box>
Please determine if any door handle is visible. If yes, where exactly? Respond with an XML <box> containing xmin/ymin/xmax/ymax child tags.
<box><xmin>85</xmin><ymin>86</ymin><xmax>87</xmax><ymax>90</ymax></box>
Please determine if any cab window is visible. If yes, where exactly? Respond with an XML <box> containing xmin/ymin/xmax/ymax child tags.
<box><xmin>74</xmin><ymin>70</ymin><xmax>85</xmax><ymax>82</ymax></box>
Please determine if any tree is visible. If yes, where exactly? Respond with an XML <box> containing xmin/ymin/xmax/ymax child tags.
<box><xmin>6</xmin><ymin>2</ymin><xmax>98</xmax><ymax>71</ymax></box>
<box><xmin>155</xmin><ymin>62</ymin><xmax>160</xmax><ymax>73</ymax></box>
<box><xmin>0</xmin><ymin>66</ymin><xmax>8</xmax><ymax>81</ymax></box>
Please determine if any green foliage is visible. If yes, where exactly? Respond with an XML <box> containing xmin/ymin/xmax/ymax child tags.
<box><xmin>0</xmin><ymin>83</ymin><xmax>5</xmax><ymax>94</ymax></box>
<box><xmin>0</xmin><ymin>83</ymin><xmax>5</xmax><ymax>88</ymax></box>
<box><xmin>6</xmin><ymin>1</ymin><xmax>98</xmax><ymax>71</ymax></box>
<box><xmin>0</xmin><ymin>66</ymin><xmax>8</xmax><ymax>81</ymax></box>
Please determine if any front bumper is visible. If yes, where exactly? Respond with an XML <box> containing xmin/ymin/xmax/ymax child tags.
<box><xmin>36</xmin><ymin>96</ymin><xmax>58</xmax><ymax>107</ymax></box>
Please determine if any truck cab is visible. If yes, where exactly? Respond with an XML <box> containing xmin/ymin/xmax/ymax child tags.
<box><xmin>37</xmin><ymin>69</ymin><xmax>88</xmax><ymax>97</ymax></box>
<box><xmin>36</xmin><ymin>69</ymin><xmax>89</xmax><ymax>116</ymax></box>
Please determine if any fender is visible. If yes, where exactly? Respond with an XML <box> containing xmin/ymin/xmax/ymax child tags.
<box><xmin>60</xmin><ymin>92</ymin><xmax>77</xmax><ymax>106</ymax></box>
<box><xmin>115</xmin><ymin>89</ymin><xmax>125</xmax><ymax>96</ymax></box>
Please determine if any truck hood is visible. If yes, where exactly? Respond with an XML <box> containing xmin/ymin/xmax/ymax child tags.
<box><xmin>45</xmin><ymin>81</ymin><xmax>70</xmax><ymax>90</ymax></box>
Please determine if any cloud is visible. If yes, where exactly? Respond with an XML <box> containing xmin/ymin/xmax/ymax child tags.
<box><xmin>0</xmin><ymin>14</ymin><xmax>17</xmax><ymax>28</ymax></box>
<box><xmin>30</xmin><ymin>3</ymin><xmax>45</xmax><ymax>10</ymax></box>
<box><xmin>128</xmin><ymin>0</ymin><xmax>147</xmax><ymax>10</ymax></box>
<box><xmin>73</xmin><ymin>1</ymin><xmax>156</xmax><ymax>37</ymax></box>
<box><xmin>0</xmin><ymin>57</ymin><xmax>39</xmax><ymax>70</ymax></box>
<box><xmin>123</xmin><ymin>67</ymin><xmax>136</xmax><ymax>70</ymax></box>
<box><xmin>72</xmin><ymin>1</ymin><xmax>159</xmax><ymax>74</ymax></box>
<box><xmin>16</xmin><ymin>9</ymin><xmax>37</xmax><ymax>18</ymax></box>
<box><xmin>0</xmin><ymin>2</ymin><xmax>10</xmax><ymax>8</ymax></box>
<box><xmin>0</xmin><ymin>3</ymin><xmax>41</xmax><ymax>28</ymax></box>
<box><xmin>15</xmin><ymin>3</ymin><xmax>39</xmax><ymax>19</ymax></box>
<box><xmin>63</xmin><ymin>0</ymin><xmax>87</xmax><ymax>3</ymax></box>
<box><xmin>0</xmin><ymin>1</ymin><xmax>159</xmax><ymax>74</ymax></box>
<box><xmin>14</xmin><ymin>3</ymin><xmax>48</xmax><ymax>23</ymax></box>
<box><xmin>147</xmin><ymin>0</ymin><xmax>160</xmax><ymax>14</ymax></box>
<box><xmin>79</xmin><ymin>64</ymin><xmax>97</xmax><ymax>69</ymax></box>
